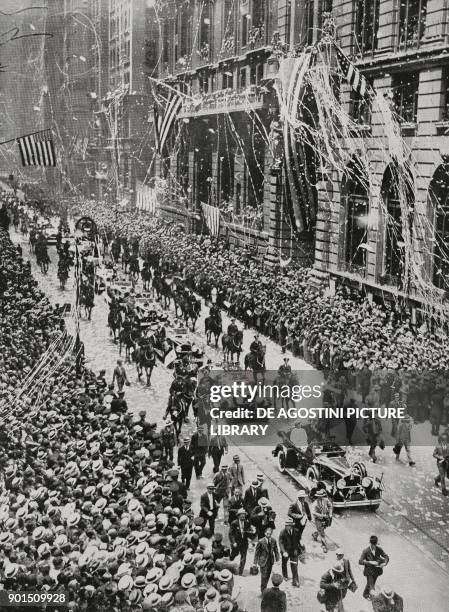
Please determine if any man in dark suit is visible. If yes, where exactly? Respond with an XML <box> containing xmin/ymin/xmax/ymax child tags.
<box><xmin>278</xmin><ymin>518</ymin><xmax>300</xmax><ymax>587</ymax></box>
<box><xmin>254</xmin><ymin>527</ymin><xmax>280</xmax><ymax>594</ymax></box>
<box><xmin>190</xmin><ymin>427</ymin><xmax>208</xmax><ymax>479</ymax></box>
<box><xmin>256</xmin><ymin>474</ymin><xmax>269</xmax><ymax>499</ymax></box>
<box><xmin>287</xmin><ymin>490</ymin><xmax>311</xmax><ymax>542</ymax></box>
<box><xmin>260</xmin><ymin>573</ymin><xmax>287</xmax><ymax>612</ymax></box>
<box><xmin>243</xmin><ymin>480</ymin><xmax>261</xmax><ymax>515</ymax></box>
<box><xmin>229</xmin><ymin>508</ymin><xmax>255</xmax><ymax>576</ymax></box>
<box><xmin>359</xmin><ymin>535</ymin><xmax>390</xmax><ymax>599</ymax></box>
<box><xmin>228</xmin><ymin>487</ymin><xmax>244</xmax><ymax>524</ymax></box>
<box><xmin>199</xmin><ymin>483</ymin><xmax>219</xmax><ymax>534</ymax></box>
<box><xmin>177</xmin><ymin>436</ymin><xmax>194</xmax><ymax>490</ymax></box>
<box><xmin>229</xmin><ymin>454</ymin><xmax>245</xmax><ymax>493</ymax></box>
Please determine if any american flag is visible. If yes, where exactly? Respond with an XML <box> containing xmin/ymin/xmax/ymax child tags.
<box><xmin>17</xmin><ymin>129</ymin><xmax>56</xmax><ymax>167</ymax></box>
<box><xmin>201</xmin><ymin>202</ymin><xmax>221</xmax><ymax>237</ymax></box>
<box><xmin>335</xmin><ymin>45</ymin><xmax>371</xmax><ymax>99</ymax></box>
<box><xmin>154</xmin><ymin>89</ymin><xmax>182</xmax><ymax>155</ymax></box>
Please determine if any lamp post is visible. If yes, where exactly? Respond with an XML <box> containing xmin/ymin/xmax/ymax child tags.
<box><xmin>74</xmin><ymin>216</ymin><xmax>98</xmax><ymax>376</ymax></box>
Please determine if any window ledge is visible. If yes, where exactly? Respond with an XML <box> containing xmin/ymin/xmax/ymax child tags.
<box><xmin>436</xmin><ymin>120</ymin><xmax>449</xmax><ymax>135</ymax></box>
<box><xmin>350</xmin><ymin>124</ymin><xmax>372</xmax><ymax>136</ymax></box>
<box><xmin>400</xmin><ymin>122</ymin><xmax>417</xmax><ymax>136</ymax></box>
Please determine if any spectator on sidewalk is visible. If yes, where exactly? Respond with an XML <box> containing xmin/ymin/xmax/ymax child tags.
<box><xmin>371</xmin><ymin>585</ymin><xmax>404</xmax><ymax>612</ymax></box>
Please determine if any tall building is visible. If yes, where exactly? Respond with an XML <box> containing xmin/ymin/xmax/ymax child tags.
<box><xmin>0</xmin><ymin>1</ymin><xmax>50</xmax><ymax>182</ymax></box>
<box><xmin>314</xmin><ymin>0</ymin><xmax>449</xmax><ymax>319</ymax></box>
<box><xmin>103</xmin><ymin>0</ymin><xmax>154</xmax><ymax>206</ymax></box>
<box><xmin>153</xmin><ymin>0</ymin><xmax>327</xmax><ymax>263</ymax></box>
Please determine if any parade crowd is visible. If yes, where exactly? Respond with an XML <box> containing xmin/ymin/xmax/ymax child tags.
<box><xmin>0</xmin><ymin>192</ymin><xmax>416</xmax><ymax>611</ymax></box>
<box><xmin>74</xmin><ymin>201</ymin><xmax>449</xmax><ymax>431</ymax></box>
<box><xmin>0</xmin><ymin>205</ymin><xmax>255</xmax><ymax>611</ymax></box>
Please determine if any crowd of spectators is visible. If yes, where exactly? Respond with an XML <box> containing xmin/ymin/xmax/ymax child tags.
<box><xmin>74</xmin><ymin>200</ymin><xmax>449</xmax><ymax>431</ymax></box>
<box><xmin>0</xmin><ymin>213</ymin><xmax>247</xmax><ymax>610</ymax></box>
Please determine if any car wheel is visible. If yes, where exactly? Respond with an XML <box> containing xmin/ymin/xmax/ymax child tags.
<box><xmin>352</xmin><ymin>461</ymin><xmax>367</xmax><ymax>478</ymax></box>
<box><xmin>306</xmin><ymin>466</ymin><xmax>320</xmax><ymax>482</ymax></box>
<box><xmin>369</xmin><ymin>503</ymin><xmax>380</xmax><ymax>512</ymax></box>
<box><xmin>278</xmin><ymin>452</ymin><xmax>286</xmax><ymax>474</ymax></box>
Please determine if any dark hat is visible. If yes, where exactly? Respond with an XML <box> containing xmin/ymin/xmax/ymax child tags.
<box><xmin>271</xmin><ymin>574</ymin><xmax>283</xmax><ymax>587</ymax></box>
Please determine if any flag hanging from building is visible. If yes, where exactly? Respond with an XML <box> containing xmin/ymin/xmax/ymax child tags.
<box><xmin>334</xmin><ymin>44</ymin><xmax>370</xmax><ymax>99</ymax></box>
<box><xmin>154</xmin><ymin>89</ymin><xmax>182</xmax><ymax>155</ymax></box>
<box><xmin>136</xmin><ymin>180</ymin><xmax>158</xmax><ymax>214</ymax></box>
<box><xmin>17</xmin><ymin>129</ymin><xmax>56</xmax><ymax>167</ymax></box>
<box><xmin>201</xmin><ymin>202</ymin><xmax>220</xmax><ymax>237</ymax></box>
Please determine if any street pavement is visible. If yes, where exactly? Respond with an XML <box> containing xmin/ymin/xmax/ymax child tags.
<box><xmin>13</xmin><ymin>228</ymin><xmax>449</xmax><ymax>611</ymax></box>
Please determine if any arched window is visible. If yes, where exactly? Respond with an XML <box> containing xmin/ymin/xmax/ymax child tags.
<box><xmin>341</xmin><ymin>161</ymin><xmax>369</xmax><ymax>273</ymax></box>
<box><xmin>381</xmin><ymin>163</ymin><xmax>414</xmax><ymax>285</ymax></box>
<box><xmin>429</xmin><ymin>164</ymin><xmax>449</xmax><ymax>291</ymax></box>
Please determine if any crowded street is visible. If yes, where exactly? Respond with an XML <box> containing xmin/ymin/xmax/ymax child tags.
<box><xmin>2</xmin><ymin>1</ymin><xmax>449</xmax><ymax>610</ymax></box>
<box><xmin>4</xmin><ymin>217</ymin><xmax>446</xmax><ymax>611</ymax></box>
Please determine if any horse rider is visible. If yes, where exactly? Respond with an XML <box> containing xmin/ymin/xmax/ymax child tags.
<box><xmin>210</xmin><ymin>303</ymin><xmax>221</xmax><ymax>319</ymax></box>
<box><xmin>250</xmin><ymin>334</ymin><xmax>263</xmax><ymax>356</ymax></box>
<box><xmin>227</xmin><ymin>318</ymin><xmax>239</xmax><ymax>338</ymax></box>
<box><xmin>278</xmin><ymin>357</ymin><xmax>292</xmax><ymax>378</ymax></box>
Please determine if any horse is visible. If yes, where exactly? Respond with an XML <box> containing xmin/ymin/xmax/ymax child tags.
<box><xmin>205</xmin><ymin>314</ymin><xmax>222</xmax><ymax>347</ymax></box>
<box><xmin>222</xmin><ymin>330</ymin><xmax>243</xmax><ymax>362</ymax></box>
<box><xmin>108</xmin><ymin>307</ymin><xmax>122</xmax><ymax>342</ymax></box>
<box><xmin>119</xmin><ymin>328</ymin><xmax>135</xmax><ymax>362</ymax></box>
<box><xmin>80</xmin><ymin>283</ymin><xmax>94</xmax><ymax>320</ymax></box>
<box><xmin>166</xmin><ymin>392</ymin><xmax>188</xmax><ymax>440</ymax></box>
<box><xmin>134</xmin><ymin>342</ymin><xmax>156</xmax><ymax>385</ymax></box>
<box><xmin>141</xmin><ymin>265</ymin><xmax>152</xmax><ymax>291</ymax></box>
<box><xmin>35</xmin><ymin>237</ymin><xmax>50</xmax><ymax>274</ymax></box>
<box><xmin>153</xmin><ymin>275</ymin><xmax>172</xmax><ymax>309</ymax></box>
<box><xmin>183</xmin><ymin>297</ymin><xmax>201</xmax><ymax>331</ymax></box>
<box><xmin>244</xmin><ymin>346</ymin><xmax>267</xmax><ymax>384</ymax></box>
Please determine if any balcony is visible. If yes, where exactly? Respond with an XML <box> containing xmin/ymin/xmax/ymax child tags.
<box><xmin>179</xmin><ymin>84</ymin><xmax>266</xmax><ymax>118</ymax></box>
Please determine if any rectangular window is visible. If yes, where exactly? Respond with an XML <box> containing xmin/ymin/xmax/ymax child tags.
<box><xmin>222</xmin><ymin>70</ymin><xmax>233</xmax><ymax>89</ymax></box>
<box><xmin>399</xmin><ymin>0</ymin><xmax>427</xmax><ymax>49</ymax></box>
<box><xmin>392</xmin><ymin>72</ymin><xmax>419</xmax><ymax>123</ymax></box>
<box><xmin>199</xmin><ymin>72</ymin><xmax>209</xmax><ymax>93</ymax></box>
<box><xmin>443</xmin><ymin>68</ymin><xmax>449</xmax><ymax>120</ymax></box>
<box><xmin>355</xmin><ymin>0</ymin><xmax>380</xmax><ymax>56</ymax></box>
<box><xmin>242</xmin><ymin>12</ymin><xmax>249</xmax><ymax>47</ymax></box>
<box><xmin>239</xmin><ymin>67</ymin><xmax>247</xmax><ymax>89</ymax></box>
<box><xmin>305</xmin><ymin>0</ymin><xmax>314</xmax><ymax>45</ymax></box>
<box><xmin>250</xmin><ymin>64</ymin><xmax>257</xmax><ymax>85</ymax></box>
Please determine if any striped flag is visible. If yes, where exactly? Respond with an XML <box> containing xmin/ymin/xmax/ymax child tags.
<box><xmin>201</xmin><ymin>202</ymin><xmax>220</xmax><ymax>237</ymax></box>
<box><xmin>17</xmin><ymin>129</ymin><xmax>56</xmax><ymax>167</ymax></box>
<box><xmin>335</xmin><ymin>45</ymin><xmax>370</xmax><ymax>99</ymax></box>
<box><xmin>154</xmin><ymin>89</ymin><xmax>182</xmax><ymax>155</ymax></box>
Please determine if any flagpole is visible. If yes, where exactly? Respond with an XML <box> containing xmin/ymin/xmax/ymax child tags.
<box><xmin>0</xmin><ymin>129</ymin><xmax>52</xmax><ymax>147</ymax></box>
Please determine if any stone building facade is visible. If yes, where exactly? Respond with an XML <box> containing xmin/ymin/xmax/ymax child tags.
<box><xmin>316</xmin><ymin>0</ymin><xmax>449</xmax><ymax>318</ymax></box>
<box><xmin>152</xmin><ymin>0</ymin><xmax>327</xmax><ymax>263</ymax></box>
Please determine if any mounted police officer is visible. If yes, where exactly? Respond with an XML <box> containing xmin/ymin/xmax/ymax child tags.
<box><xmin>277</xmin><ymin>357</ymin><xmax>292</xmax><ymax>378</ymax></box>
<box><xmin>227</xmin><ymin>318</ymin><xmax>239</xmax><ymax>338</ymax></box>
<box><xmin>250</xmin><ymin>334</ymin><xmax>263</xmax><ymax>356</ymax></box>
